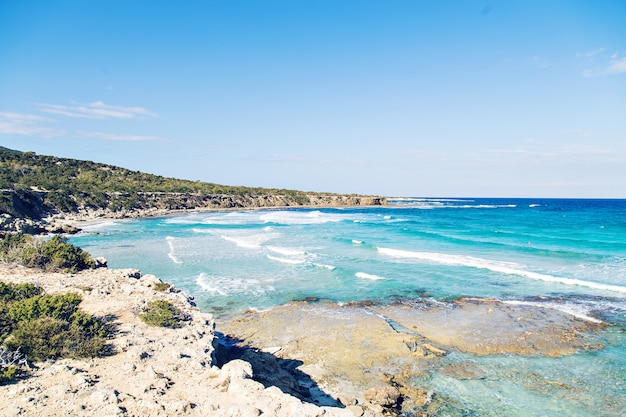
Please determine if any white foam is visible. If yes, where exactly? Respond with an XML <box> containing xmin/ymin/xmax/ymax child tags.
<box><xmin>503</xmin><ymin>300</ymin><xmax>603</xmax><ymax>323</ymax></box>
<box><xmin>163</xmin><ymin>217</ymin><xmax>196</xmax><ymax>224</ymax></box>
<box><xmin>458</xmin><ymin>204</ymin><xmax>517</xmax><ymax>209</ymax></box>
<box><xmin>529</xmin><ymin>204</ymin><xmax>541</xmax><ymax>208</ymax></box>
<box><xmin>266</xmin><ymin>254</ymin><xmax>306</xmax><ymax>265</ymax></box>
<box><xmin>220</xmin><ymin>232</ymin><xmax>279</xmax><ymax>248</ymax></box>
<box><xmin>355</xmin><ymin>272</ymin><xmax>385</xmax><ymax>280</ymax></box>
<box><xmin>260</xmin><ymin>210</ymin><xmax>348</xmax><ymax>225</ymax></box>
<box><xmin>313</xmin><ymin>263</ymin><xmax>336</xmax><ymax>271</ymax></box>
<box><xmin>387</xmin><ymin>199</ymin><xmax>517</xmax><ymax>210</ymax></box>
<box><xmin>201</xmin><ymin>212</ymin><xmax>259</xmax><ymax>225</ymax></box>
<box><xmin>377</xmin><ymin>247</ymin><xmax>626</xmax><ymax>294</ymax></box>
<box><xmin>78</xmin><ymin>220</ymin><xmax>120</xmax><ymax>231</ymax></box>
<box><xmin>383</xmin><ymin>215</ymin><xmax>391</xmax><ymax>220</ymax></box>
<box><xmin>166</xmin><ymin>236</ymin><xmax>182</xmax><ymax>264</ymax></box>
<box><xmin>196</xmin><ymin>273</ymin><xmax>267</xmax><ymax>296</ymax></box>
<box><xmin>266</xmin><ymin>246</ymin><xmax>306</xmax><ymax>256</ymax></box>
<box><xmin>191</xmin><ymin>228</ymin><xmax>211</xmax><ymax>234</ymax></box>
<box><xmin>352</xmin><ymin>240</ymin><xmax>363</xmax><ymax>245</ymax></box>
<box><xmin>196</xmin><ymin>273</ymin><xmax>228</xmax><ymax>295</ymax></box>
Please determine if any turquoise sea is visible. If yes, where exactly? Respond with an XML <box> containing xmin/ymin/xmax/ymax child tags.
<box><xmin>70</xmin><ymin>198</ymin><xmax>626</xmax><ymax>416</ymax></box>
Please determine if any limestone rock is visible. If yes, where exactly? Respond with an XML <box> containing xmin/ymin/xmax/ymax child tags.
<box><xmin>94</xmin><ymin>257</ymin><xmax>108</xmax><ymax>268</ymax></box>
<box><xmin>363</xmin><ymin>386</ymin><xmax>401</xmax><ymax>408</ymax></box>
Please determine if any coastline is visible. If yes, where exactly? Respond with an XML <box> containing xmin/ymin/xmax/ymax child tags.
<box><xmin>0</xmin><ymin>258</ymin><xmax>608</xmax><ymax>416</ymax></box>
<box><xmin>45</xmin><ymin>198</ymin><xmax>389</xmax><ymax>233</ymax></box>
<box><xmin>3</xmin><ymin>203</ymin><xmax>620</xmax><ymax>416</ymax></box>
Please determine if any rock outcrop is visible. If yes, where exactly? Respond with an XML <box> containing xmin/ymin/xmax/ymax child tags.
<box><xmin>0</xmin><ymin>189</ymin><xmax>387</xmax><ymax>233</ymax></box>
<box><xmin>0</xmin><ymin>264</ymin><xmax>354</xmax><ymax>417</ymax></box>
<box><xmin>222</xmin><ymin>299</ymin><xmax>606</xmax><ymax>416</ymax></box>
<box><xmin>53</xmin><ymin>192</ymin><xmax>386</xmax><ymax>220</ymax></box>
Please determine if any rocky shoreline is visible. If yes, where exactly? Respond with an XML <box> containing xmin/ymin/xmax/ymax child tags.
<box><xmin>0</xmin><ymin>263</ymin><xmax>356</xmax><ymax>417</ymax></box>
<box><xmin>0</xmin><ymin>191</ymin><xmax>386</xmax><ymax>235</ymax></box>
<box><xmin>0</xmin><ymin>260</ymin><xmax>606</xmax><ymax>416</ymax></box>
<box><xmin>221</xmin><ymin>298</ymin><xmax>605</xmax><ymax>415</ymax></box>
<box><xmin>0</xmin><ymin>201</ymin><xmax>611</xmax><ymax>416</ymax></box>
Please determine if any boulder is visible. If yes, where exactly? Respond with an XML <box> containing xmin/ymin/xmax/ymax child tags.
<box><xmin>363</xmin><ymin>386</ymin><xmax>401</xmax><ymax>408</ymax></box>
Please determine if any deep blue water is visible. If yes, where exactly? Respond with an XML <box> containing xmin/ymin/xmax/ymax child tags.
<box><xmin>69</xmin><ymin>198</ymin><xmax>626</xmax><ymax>416</ymax></box>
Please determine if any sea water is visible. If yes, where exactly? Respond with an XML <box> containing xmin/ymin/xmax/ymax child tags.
<box><xmin>69</xmin><ymin>198</ymin><xmax>626</xmax><ymax>416</ymax></box>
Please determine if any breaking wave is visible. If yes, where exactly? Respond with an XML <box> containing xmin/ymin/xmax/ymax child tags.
<box><xmin>377</xmin><ymin>247</ymin><xmax>626</xmax><ymax>294</ymax></box>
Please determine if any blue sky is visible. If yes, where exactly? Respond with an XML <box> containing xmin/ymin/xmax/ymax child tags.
<box><xmin>1</xmin><ymin>1</ymin><xmax>625</xmax><ymax>198</ymax></box>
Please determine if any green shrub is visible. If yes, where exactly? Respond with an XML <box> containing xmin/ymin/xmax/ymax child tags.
<box><xmin>8</xmin><ymin>292</ymin><xmax>82</xmax><ymax>323</ymax></box>
<box><xmin>140</xmin><ymin>300</ymin><xmax>182</xmax><ymax>328</ymax></box>
<box><xmin>0</xmin><ymin>282</ymin><xmax>109</xmax><ymax>379</ymax></box>
<box><xmin>40</xmin><ymin>235</ymin><xmax>95</xmax><ymax>272</ymax></box>
<box><xmin>5</xmin><ymin>317</ymin><xmax>67</xmax><ymax>360</ymax></box>
<box><xmin>0</xmin><ymin>282</ymin><xmax>42</xmax><ymax>301</ymax></box>
<box><xmin>0</xmin><ymin>365</ymin><xmax>18</xmax><ymax>383</ymax></box>
<box><xmin>0</xmin><ymin>233</ymin><xmax>31</xmax><ymax>264</ymax></box>
<box><xmin>153</xmin><ymin>282</ymin><xmax>171</xmax><ymax>292</ymax></box>
<box><xmin>0</xmin><ymin>233</ymin><xmax>95</xmax><ymax>272</ymax></box>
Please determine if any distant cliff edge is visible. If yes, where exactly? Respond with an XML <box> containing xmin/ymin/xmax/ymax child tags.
<box><xmin>0</xmin><ymin>147</ymin><xmax>386</xmax><ymax>233</ymax></box>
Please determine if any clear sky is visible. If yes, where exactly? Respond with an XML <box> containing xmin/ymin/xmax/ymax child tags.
<box><xmin>1</xmin><ymin>1</ymin><xmax>625</xmax><ymax>198</ymax></box>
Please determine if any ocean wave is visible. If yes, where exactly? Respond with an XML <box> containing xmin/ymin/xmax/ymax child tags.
<box><xmin>219</xmin><ymin>231</ymin><xmax>280</xmax><ymax>248</ymax></box>
<box><xmin>458</xmin><ymin>204</ymin><xmax>517</xmax><ymax>209</ymax></box>
<box><xmin>201</xmin><ymin>212</ymin><xmax>260</xmax><ymax>225</ymax></box>
<box><xmin>195</xmin><ymin>273</ymin><xmax>228</xmax><ymax>295</ymax></box>
<box><xmin>387</xmin><ymin>198</ymin><xmax>517</xmax><ymax>210</ymax></box>
<box><xmin>352</xmin><ymin>239</ymin><xmax>363</xmax><ymax>245</ymax></box>
<box><xmin>196</xmin><ymin>273</ymin><xmax>267</xmax><ymax>296</ymax></box>
<box><xmin>260</xmin><ymin>210</ymin><xmax>349</xmax><ymax>225</ymax></box>
<box><xmin>166</xmin><ymin>236</ymin><xmax>182</xmax><ymax>264</ymax></box>
<box><xmin>266</xmin><ymin>246</ymin><xmax>306</xmax><ymax>256</ymax></box>
<box><xmin>377</xmin><ymin>246</ymin><xmax>626</xmax><ymax>294</ymax></box>
<box><xmin>77</xmin><ymin>220</ymin><xmax>121</xmax><ymax>232</ymax></box>
<box><xmin>388</xmin><ymin>197</ymin><xmax>473</xmax><ymax>203</ymax></box>
<box><xmin>503</xmin><ymin>300</ymin><xmax>603</xmax><ymax>323</ymax></box>
<box><xmin>355</xmin><ymin>272</ymin><xmax>385</xmax><ymax>280</ymax></box>
<box><xmin>266</xmin><ymin>254</ymin><xmax>306</xmax><ymax>265</ymax></box>
<box><xmin>313</xmin><ymin>263</ymin><xmax>336</xmax><ymax>271</ymax></box>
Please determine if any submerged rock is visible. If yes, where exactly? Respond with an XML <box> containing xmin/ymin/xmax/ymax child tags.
<box><xmin>221</xmin><ymin>298</ymin><xmax>605</xmax><ymax>415</ymax></box>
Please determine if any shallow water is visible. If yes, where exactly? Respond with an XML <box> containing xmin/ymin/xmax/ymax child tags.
<box><xmin>70</xmin><ymin>198</ymin><xmax>626</xmax><ymax>416</ymax></box>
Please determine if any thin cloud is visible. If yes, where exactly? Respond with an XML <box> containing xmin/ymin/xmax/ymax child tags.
<box><xmin>38</xmin><ymin>101</ymin><xmax>157</xmax><ymax>119</ymax></box>
<box><xmin>607</xmin><ymin>57</ymin><xmax>626</xmax><ymax>74</ymax></box>
<box><xmin>578</xmin><ymin>49</ymin><xmax>626</xmax><ymax>77</ymax></box>
<box><xmin>0</xmin><ymin>112</ymin><xmax>63</xmax><ymax>137</ymax></box>
<box><xmin>80</xmin><ymin>131</ymin><xmax>159</xmax><ymax>141</ymax></box>
<box><xmin>576</xmin><ymin>48</ymin><xmax>606</xmax><ymax>60</ymax></box>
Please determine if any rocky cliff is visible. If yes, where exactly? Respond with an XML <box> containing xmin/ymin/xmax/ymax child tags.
<box><xmin>0</xmin><ymin>264</ymin><xmax>355</xmax><ymax>417</ymax></box>
<box><xmin>0</xmin><ymin>189</ymin><xmax>386</xmax><ymax>233</ymax></box>
<box><xmin>0</xmin><ymin>147</ymin><xmax>387</xmax><ymax>233</ymax></box>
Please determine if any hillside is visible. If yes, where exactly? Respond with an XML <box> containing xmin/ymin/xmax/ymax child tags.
<box><xmin>0</xmin><ymin>147</ymin><xmax>385</xmax><ymax>232</ymax></box>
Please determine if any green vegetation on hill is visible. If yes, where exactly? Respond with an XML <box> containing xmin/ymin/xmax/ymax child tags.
<box><xmin>0</xmin><ymin>146</ymin><xmax>311</xmax><ymax>217</ymax></box>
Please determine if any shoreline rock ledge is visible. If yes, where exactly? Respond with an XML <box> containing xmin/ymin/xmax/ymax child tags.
<box><xmin>0</xmin><ymin>264</ymin><xmax>355</xmax><ymax>417</ymax></box>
